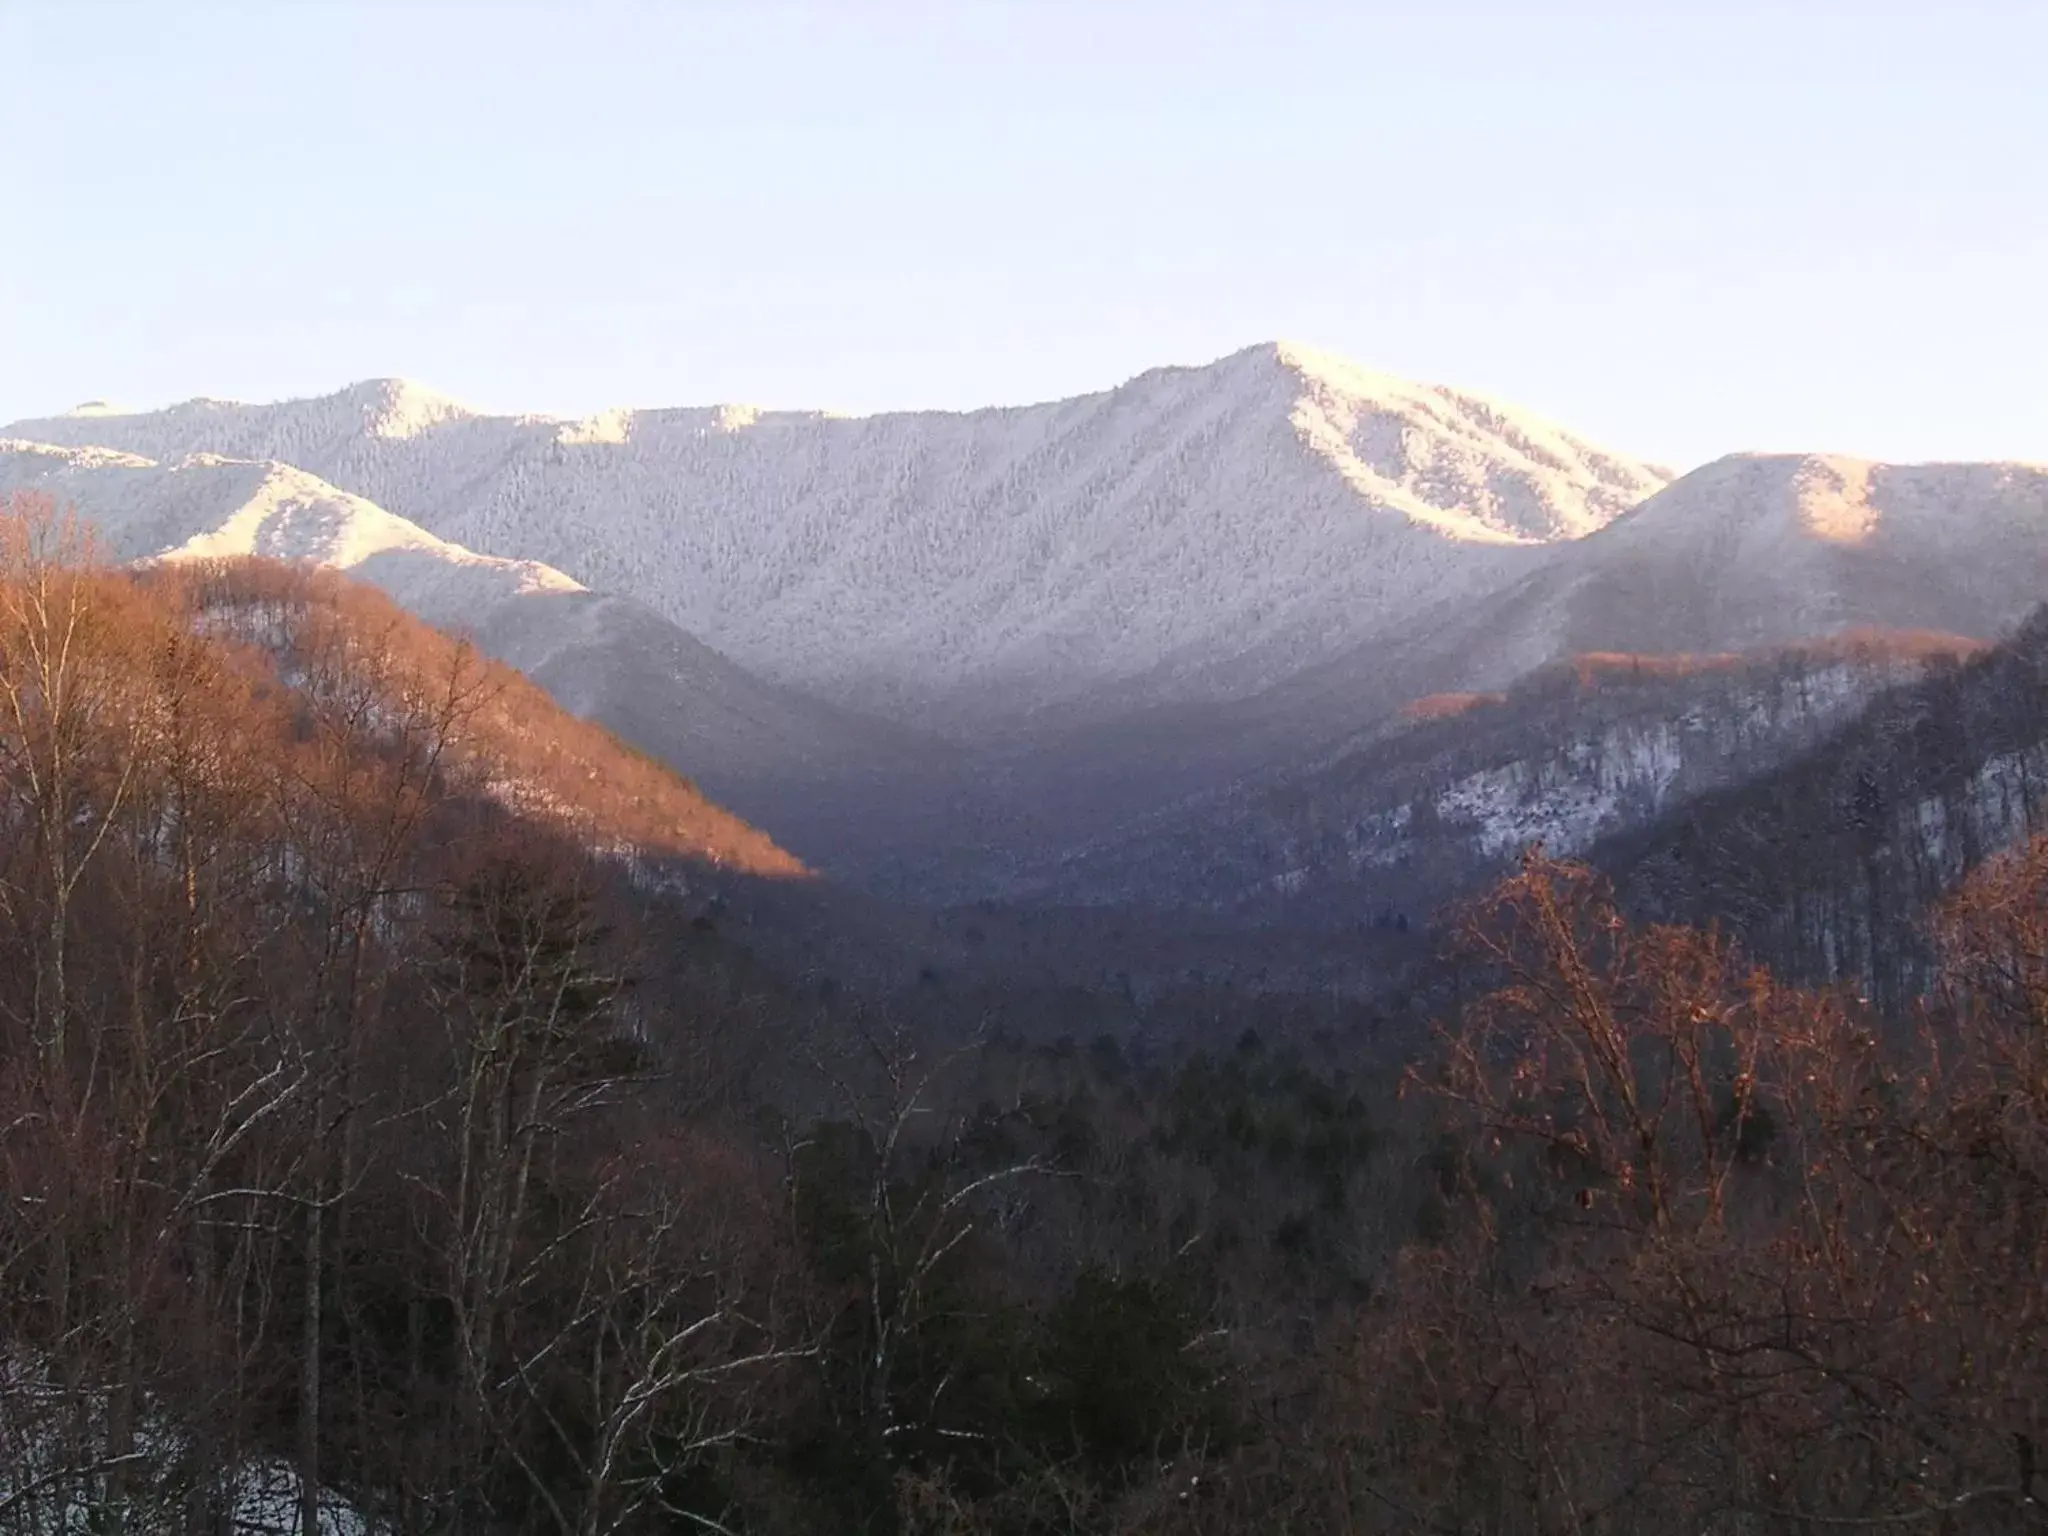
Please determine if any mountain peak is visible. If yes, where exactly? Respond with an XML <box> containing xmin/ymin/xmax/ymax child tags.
<box><xmin>339</xmin><ymin>377</ymin><xmax>472</xmax><ymax>439</ymax></box>
<box><xmin>1245</xmin><ymin>339</ymin><xmax>1671</xmax><ymax>545</ymax></box>
<box><xmin>0</xmin><ymin>347</ymin><xmax>1678</xmax><ymax>717</ymax></box>
<box><xmin>1269</xmin><ymin>337</ymin><xmax>1413</xmax><ymax>394</ymax></box>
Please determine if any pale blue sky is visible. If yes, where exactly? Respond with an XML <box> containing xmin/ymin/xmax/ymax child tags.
<box><xmin>4</xmin><ymin>1</ymin><xmax>2043</xmax><ymax>469</ymax></box>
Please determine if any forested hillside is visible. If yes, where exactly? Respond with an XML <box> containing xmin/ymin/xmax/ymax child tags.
<box><xmin>2</xmin><ymin>490</ymin><xmax>2045</xmax><ymax>1533</ymax></box>
<box><xmin>1034</xmin><ymin>630</ymin><xmax>1981</xmax><ymax>920</ymax></box>
<box><xmin>1605</xmin><ymin>605</ymin><xmax>2048</xmax><ymax>1009</ymax></box>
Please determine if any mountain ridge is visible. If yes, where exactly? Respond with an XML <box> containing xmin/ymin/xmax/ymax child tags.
<box><xmin>0</xmin><ymin>440</ymin><xmax>942</xmax><ymax>880</ymax></box>
<box><xmin>3</xmin><ymin>342</ymin><xmax>1671</xmax><ymax>725</ymax></box>
<box><xmin>14</xmin><ymin>346</ymin><xmax>2048</xmax><ymax>912</ymax></box>
<box><xmin>0</xmin><ymin>438</ymin><xmax>582</xmax><ymax>619</ymax></box>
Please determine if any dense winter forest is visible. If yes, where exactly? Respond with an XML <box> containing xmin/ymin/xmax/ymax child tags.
<box><xmin>0</xmin><ymin>489</ymin><xmax>2044</xmax><ymax>1534</ymax></box>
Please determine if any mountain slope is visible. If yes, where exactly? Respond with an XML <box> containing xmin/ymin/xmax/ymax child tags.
<box><xmin>1053</xmin><ymin>450</ymin><xmax>2048</xmax><ymax>900</ymax></box>
<box><xmin>1226</xmin><ymin>451</ymin><xmax>2048</xmax><ymax>732</ymax></box>
<box><xmin>0</xmin><ymin>438</ymin><xmax>580</xmax><ymax>631</ymax></box>
<box><xmin>6</xmin><ymin>344</ymin><xmax>1670</xmax><ymax>723</ymax></box>
<box><xmin>1027</xmin><ymin>633</ymin><xmax>1984</xmax><ymax>917</ymax></box>
<box><xmin>0</xmin><ymin>441</ymin><xmax>940</xmax><ymax>875</ymax></box>
<box><xmin>24</xmin><ymin>358</ymin><xmax>2048</xmax><ymax>923</ymax></box>
<box><xmin>1554</xmin><ymin>453</ymin><xmax>2048</xmax><ymax>654</ymax></box>
<box><xmin>459</xmin><ymin>587</ymin><xmax>968</xmax><ymax>872</ymax></box>
<box><xmin>1599</xmin><ymin>608</ymin><xmax>2048</xmax><ymax>1007</ymax></box>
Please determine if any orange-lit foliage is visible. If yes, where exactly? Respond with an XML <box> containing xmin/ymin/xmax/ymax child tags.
<box><xmin>1559</xmin><ymin>633</ymin><xmax>1975</xmax><ymax>691</ymax></box>
<box><xmin>1561</xmin><ymin>628</ymin><xmax>1984</xmax><ymax>690</ymax></box>
<box><xmin>9</xmin><ymin>486</ymin><xmax>2045</xmax><ymax>1531</ymax></box>
<box><xmin>1563</xmin><ymin>647</ymin><xmax>1745</xmax><ymax>685</ymax></box>
<box><xmin>1325</xmin><ymin>850</ymin><xmax>2048</xmax><ymax>1533</ymax></box>
<box><xmin>1400</xmin><ymin>690</ymin><xmax>1507</xmax><ymax>722</ymax></box>
<box><xmin>156</xmin><ymin>555</ymin><xmax>808</xmax><ymax>879</ymax></box>
<box><xmin>0</xmin><ymin>492</ymin><xmax>806</xmax><ymax>1529</ymax></box>
<box><xmin>1395</xmin><ymin>629</ymin><xmax>1985</xmax><ymax>732</ymax></box>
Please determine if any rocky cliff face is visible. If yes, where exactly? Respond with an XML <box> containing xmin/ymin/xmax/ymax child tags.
<box><xmin>1604</xmin><ymin>612</ymin><xmax>2048</xmax><ymax>1006</ymax></box>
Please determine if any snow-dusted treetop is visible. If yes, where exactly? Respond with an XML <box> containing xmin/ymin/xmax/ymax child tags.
<box><xmin>4</xmin><ymin>342</ymin><xmax>1670</xmax><ymax>721</ymax></box>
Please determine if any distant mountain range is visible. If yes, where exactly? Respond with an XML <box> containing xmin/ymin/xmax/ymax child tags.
<box><xmin>5</xmin><ymin>344</ymin><xmax>1667</xmax><ymax>723</ymax></box>
<box><xmin>9</xmin><ymin>344</ymin><xmax>2047</xmax><ymax>952</ymax></box>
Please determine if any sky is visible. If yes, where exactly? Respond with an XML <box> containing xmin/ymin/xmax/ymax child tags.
<box><xmin>3</xmin><ymin>0</ymin><xmax>2045</xmax><ymax>470</ymax></box>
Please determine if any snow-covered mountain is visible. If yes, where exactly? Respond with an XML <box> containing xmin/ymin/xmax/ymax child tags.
<box><xmin>14</xmin><ymin>349</ymin><xmax>2048</xmax><ymax>920</ymax></box>
<box><xmin>0</xmin><ymin>439</ymin><xmax>580</xmax><ymax>630</ymax></box>
<box><xmin>1551</xmin><ymin>453</ymin><xmax>2048</xmax><ymax>654</ymax></box>
<box><xmin>1230</xmin><ymin>452</ymin><xmax>2048</xmax><ymax>716</ymax></box>
<box><xmin>997</xmin><ymin>452</ymin><xmax>2048</xmax><ymax>916</ymax></box>
<box><xmin>0</xmin><ymin>440</ymin><xmax>939</xmax><ymax>870</ymax></box>
<box><xmin>4</xmin><ymin>344</ymin><xmax>1670</xmax><ymax>724</ymax></box>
